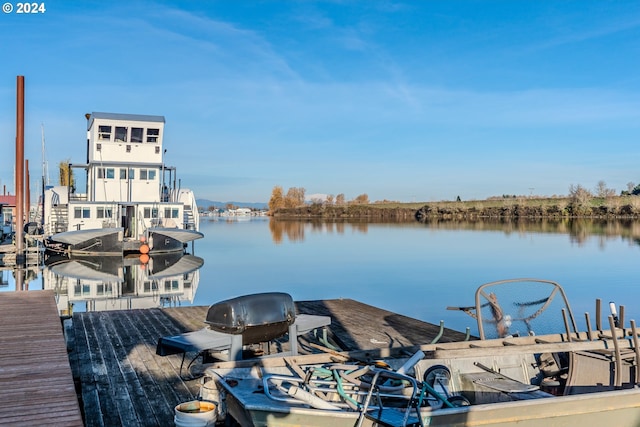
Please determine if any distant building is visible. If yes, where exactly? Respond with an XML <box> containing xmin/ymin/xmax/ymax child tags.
<box><xmin>0</xmin><ymin>195</ymin><xmax>16</xmax><ymax>232</ymax></box>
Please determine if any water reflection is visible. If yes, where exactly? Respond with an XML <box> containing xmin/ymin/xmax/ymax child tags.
<box><xmin>417</xmin><ymin>218</ymin><xmax>640</xmax><ymax>248</ymax></box>
<box><xmin>43</xmin><ymin>252</ymin><xmax>204</xmax><ymax>315</ymax></box>
<box><xmin>0</xmin><ymin>265</ymin><xmax>39</xmax><ymax>290</ymax></box>
<box><xmin>266</xmin><ymin>217</ymin><xmax>640</xmax><ymax>247</ymax></box>
<box><xmin>268</xmin><ymin>219</ymin><xmax>373</xmax><ymax>243</ymax></box>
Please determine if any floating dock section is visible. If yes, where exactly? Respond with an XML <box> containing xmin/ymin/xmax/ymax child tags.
<box><xmin>0</xmin><ymin>290</ymin><xmax>83</xmax><ymax>426</ymax></box>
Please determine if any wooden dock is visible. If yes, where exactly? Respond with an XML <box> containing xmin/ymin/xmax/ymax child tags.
<box><xmin>68</xmin><ymin>298</ymin><xmax>469</xmax><ymax>426</ymax></box>
<box><xmin>0</xmin><ymin>290</ymin><xmax>83</xmax><ymax>427</ymax></box>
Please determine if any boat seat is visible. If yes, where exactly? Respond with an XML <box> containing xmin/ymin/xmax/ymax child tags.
<box><xmin>156</xmin><ymin>314</ymin><xmax>331</xmax><ymax>361</ymax></box>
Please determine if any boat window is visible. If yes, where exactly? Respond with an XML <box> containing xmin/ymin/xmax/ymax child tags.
<box><xmin>97</xmin><ymin>207</ymin><xmax>113</xmax><ymax>219</ymax></box>
<box><xmin>138</xmin><ymin>169</ymin><xmax>156</xmax><ymax>181</ymax></box>
<box><xmin>106</xmin><ymin>168</ymin><xmax>115</xmax><ymax>179</ymax></box>
<box><xmin>119</xmin><ymin>168</ymin><xmax>127</xmax><ymax>179</ymax></box>
<box><xmin>98</xmin><ymin>125</ymin><xmax>112</xmax><ymax>141</ymax></box>
<box><xmin>143</xmin><ymin>208</ymin><xmax>158</xmax><ymax>218</ymax></box>
<box><xmin>115</xmin><ymin>126</ymin><xmax>128</xmax><ymax>142</ymax></box>
<box><xmin>163</xmin><ymin>208</ymin><xmax>180</xmax><ymax>218</ymax></box>
<box><xmin>74</xmin><ymin>207</ymin><xmax>90</xmax><ymax>218</ymax></box>
<box><xmin>165</xmin><ymin>280</ymin><xmax>179</xmax><ymax>291</ymax></box>
<box><xmin>131</xmin><ymin>127</ymin><xmax>143</xmax><ymax>143</ymax></box>
<box><xmin>146</xmin><ymin>128</ymin><xmax>159</xmax><ymax>143</ymax></box>
<box><xmin>143</xmin><ymin>281</ymin><xmax>158</xmax><ymax>292</ymax></box>
<box><xmin>129</xmin><ymin>168</ymin><xmax>135</xmax><ymax>179</ymax></box>
<box><xmin>97</xmin><ymin>168</ymin><xmax>105</xmax><ymax>179</ymax></box>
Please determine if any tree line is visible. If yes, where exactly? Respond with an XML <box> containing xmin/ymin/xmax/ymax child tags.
<box><xmin>267</xmin><ymin>179</ymin><xmax>640</xmax><ymax>214</ymax></box>
<box><xmin>268</xmin><ymin>186</ymin><xmax>370</xmax><ymax>211</ymax></box>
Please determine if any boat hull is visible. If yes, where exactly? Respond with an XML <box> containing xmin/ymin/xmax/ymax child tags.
<box><xmin>147</xmin><ymin>228</ymin><xmax>204</xmax><ymax>253</ymax></box>
<box><xmin>224</xmin><ymin>388</ymin><xmax>640</xmax><ymax>427</ymax></box>
<box><xmin>46</xmin><ymin>228</ymin><xmax>124</xmax><ymax>255</ymax></box>
<box><xmin>46</xmin><ymin>227</ymin><xmax>203</xmax><ymax>255</ymax></box>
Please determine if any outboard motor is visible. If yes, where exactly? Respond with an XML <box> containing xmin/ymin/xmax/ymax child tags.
<box><xmin>205</xmin><ymin>292</ymin><xmax>296</xmax><ymax>345</ymax></box>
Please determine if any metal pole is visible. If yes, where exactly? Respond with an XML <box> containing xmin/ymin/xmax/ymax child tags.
<box><xmin>15</xmin><ymin>76</ymin><xmax>25</xmax><ymax>266</ymax></box>
<box><xmin>25</xmin><ymin>159</ymin><xmax>30</xmax><ymax>223</ymax></box>
<box><xmin>161</xmin><ymin>149</ymin><xmax>166</xmax><ymax>201</ymax></box>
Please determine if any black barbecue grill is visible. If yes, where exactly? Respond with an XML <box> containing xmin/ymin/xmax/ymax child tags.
<box><xmin>156</xmin><ymin>292</ymin><xmax>331</xmax><ymax>361</ymax></box>
<box><xmin>205</xmin><ymin>292</ymin><xmax>296</xmax><ymax>344</ymax></box>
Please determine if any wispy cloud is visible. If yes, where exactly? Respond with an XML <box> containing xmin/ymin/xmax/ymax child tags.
<box><xmin>527</xmin><ymin>11</ymin><xmax>640</xmax><ymax>52</ymax></box>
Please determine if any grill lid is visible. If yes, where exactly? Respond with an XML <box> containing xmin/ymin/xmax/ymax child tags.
<box><xmin>205</xmin><ymin>292</ymin><xmax>296</xmax><ymax>343</ymax></box>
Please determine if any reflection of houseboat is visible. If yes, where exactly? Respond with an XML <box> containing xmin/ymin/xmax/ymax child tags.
<box><xmin>43</xmin><ymin>112</ymin><xmax>202</xmax><ymax>255</ymax></box>
<box><xmin>43</xmin><ymin>253</ymin><xmax>204</xmax><ymax>313</ymax></box>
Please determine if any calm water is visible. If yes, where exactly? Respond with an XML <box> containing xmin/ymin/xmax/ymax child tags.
<box><xmin>3</xmin><ymin>217</ymin><xmax>640</xmax><ymax>337</ymax></box>
<box><xmin>192</xmin><ymin>217</ymin><xmax>640</xmax><ymax>336</ymax></box>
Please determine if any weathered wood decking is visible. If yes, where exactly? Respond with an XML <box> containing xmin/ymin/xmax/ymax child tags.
<box><xmin>0</xmin><ymin>290</ymin><xmax>83</xmax><ymax>427</ymax></box>
<box><xmin>69</xmin><ymin>298</ymin><xmax>468</xmax><ymax>426</ymax></box>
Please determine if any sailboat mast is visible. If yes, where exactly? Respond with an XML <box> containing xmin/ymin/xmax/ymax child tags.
<box><xmin>41</xmin><ymin>123</ymin><xmax>49</xmax><ymax>186</ymax></box>
<box><xmin>40</xmin><ymin>124</ymin><xmax>45</xmax><ymax>227</ymax></box>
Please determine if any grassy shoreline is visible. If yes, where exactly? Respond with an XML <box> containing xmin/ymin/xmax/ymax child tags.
<box><xmin>270</xmin><ymin>196</ymin><xmax>640</xmax><ymax>219</ymax></box>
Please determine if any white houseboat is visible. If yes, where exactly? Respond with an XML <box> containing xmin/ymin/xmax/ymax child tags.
<box><xmin>43</xmin><ymin>112</ymin><xmax>202</xmax><ymax>255</ymax></box>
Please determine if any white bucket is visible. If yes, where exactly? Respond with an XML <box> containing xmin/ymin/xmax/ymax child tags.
<box><xmin>174</xmin><ymin>401</ymin><xmax>217</xmax><ymax>427</ymax></box>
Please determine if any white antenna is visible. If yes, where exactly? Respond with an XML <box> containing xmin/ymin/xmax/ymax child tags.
<box><xmin>41</xmin><ymin>123</ymin><xmax>49</xmax><ymax>186</ymax></box>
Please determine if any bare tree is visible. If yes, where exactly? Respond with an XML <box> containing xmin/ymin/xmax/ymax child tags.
<box><xmin>325</xmin><ymin>194</ymin><xmax>334</xmax><ymax>206</ymax></box>
<box><xmin>59</xmin><ymin>159</ymin><xmax>74</xmax><ymax>186</ymax></box>
<box><xmin>595</xmin><ymin>180</ymin><xmax>615</xmax><ymax>198</ymax></box>
<box><xmin>335</xmin><ymin>193</ymin><xmax>345</xmax><ymax>206</ymax></box>
<box><xmin>268</xmin><ymin>186</ymin><xmax>285</xmax><ymax>211</ymax></box>
<box><xmin>569</xmin><ymin>184</ymin><xmax>592</xmax><ymax>205</ymax></box>
<box><xmin>284</xmin><ymin>187</ymin><xmax>306</xmax><ymax>208</ymax></box>
<box><xmin>627</xmin><ymin>182</ymin><xmax>636</xmax><ymax>193</ymax></box>
<box><xmin>354</xmin><ymin>193</ymin><xmax>369</xmax><ymax>204</ymax></box>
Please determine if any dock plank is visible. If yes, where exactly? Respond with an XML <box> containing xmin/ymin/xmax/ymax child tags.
<box><xmin>0</xmin><ymin>290</ymin><xmax>83</xmax><ymax>427</ymax></box>
<box><xmin>112</xmin><ymin>312</ymin><xmax>178</xmax><ymax>425</ymax></box>
<box><xmin>296</xmin><ymin>299</ymin><xmax>469</xmax><ymax>350</ymax></box>
<box><xmin>84</xmin><ymin>312</ymin><xmax>122</xmax><ymax>427</ymax></box>
<box><xmin>96</xmin><ymin>312</ymin><xmax>147</xmax><ymax>426</ymax></box>
<box><xmin>124</xmin><ymin>308</ymin><xmax>197</xmax><ymax>419</ymax></box>
<box><xmin>74</xmin><ymin>312</ymin><xmax>105</xmax><ymax>427</ymax></box>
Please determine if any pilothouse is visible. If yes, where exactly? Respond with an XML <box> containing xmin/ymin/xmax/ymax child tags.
<box><xmin>43</xmin><ymin>112</ymin><xmax>202</xmax><ymax>255</ymax></box>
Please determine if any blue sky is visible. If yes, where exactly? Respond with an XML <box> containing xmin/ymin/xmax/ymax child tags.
<box><xmin>1</xmin><ymin>1</ymin><xmax>639</xmax><ymax>203</ymax></box>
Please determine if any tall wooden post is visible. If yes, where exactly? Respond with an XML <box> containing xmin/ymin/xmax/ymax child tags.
<box><xmin>15</xmin><ymin>75</ymin><xmax>25</xmax><ymax>266</ymax></box>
